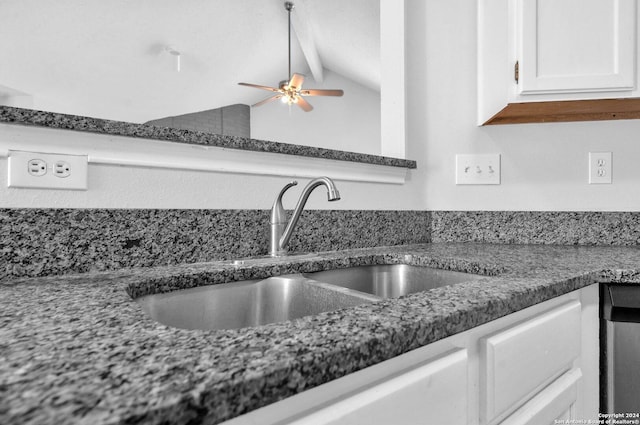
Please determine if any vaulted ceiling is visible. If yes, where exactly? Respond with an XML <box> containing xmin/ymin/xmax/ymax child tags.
<box><xmin>0</xmin><ymin>0</ymin><xmax>380</xmax><ymax>123</ymax></box>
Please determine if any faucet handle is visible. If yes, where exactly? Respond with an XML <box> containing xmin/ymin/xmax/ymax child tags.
<box><xmin>270</xmin><ymin>181</ymin><xmax>298</xmax><ymax>224</ymax></box>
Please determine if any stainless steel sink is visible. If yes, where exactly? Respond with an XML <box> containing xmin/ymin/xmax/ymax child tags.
<box><xmin>136</xmin><ymin>275</ymin><xmax>378</xmax><ymax>330</ymax></box>
<box><xmin>304</xmin><ymin>264</ymin><xmax>478</xmax><ymax>299</ymax></box>
<box><xmin>136</xmin><ymin>265</ymin><xmax>480</xmax><ymax>331</ymax></box>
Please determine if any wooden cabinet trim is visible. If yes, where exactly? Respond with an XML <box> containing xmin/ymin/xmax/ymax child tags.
<box><xmin>483</xmin><ymin>98</ymin><xmax>640</xmax><ymax>125</ymax></box>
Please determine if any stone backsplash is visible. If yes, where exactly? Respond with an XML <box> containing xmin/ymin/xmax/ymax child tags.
<box><xmin>5</xmin><ymin>209</ymin><xmax>640</xmax><ymax>281</ymax></box>
<box><xmin>0</xmin><ymin>209</ymin><xmax>431</xmax><ymax>280</ymax></box>
<box><xmin>431</xmin><ymin>211</ymin><xmax>640</xmax><ymax>245</ymax></box>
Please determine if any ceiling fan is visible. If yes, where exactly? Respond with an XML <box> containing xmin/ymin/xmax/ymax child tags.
<box><xmin>238</xmin><ymin>1</ymin><xmax>344</xmax><ymax>112</ymax></box>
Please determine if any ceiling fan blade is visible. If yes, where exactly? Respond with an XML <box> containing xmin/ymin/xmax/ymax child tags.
<box><xmin>288</xmin><ymin>73</ymin><xmax>305</xmax><ymax>89</ymax></box>
<box><xmin>253</xmin><ymin>94</ymin><xmax>283</xmax><ymax>107</ymax></box>
<box><xmin>300</xmin><ymin>89</ymin><xmax>344</xmax><ymax>97</ymax></box>
<box><xmin>296</xmin><ymin>96</ymin><xmax>313</xmax><ymax>112</ymax></box>
<box><xmin>238</xmin><ymin>82</ymin><xmax>281</xmax><ymax>92</ymax></box>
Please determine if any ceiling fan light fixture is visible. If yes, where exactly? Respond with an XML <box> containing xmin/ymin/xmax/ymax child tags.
<box><xmin>237</xmin><ymin>1</ymin><xmax>344</xmax><ymax>112</ymax></box>
<box><xmin>280</xmin><ymin>93</ymin><xmax>299</xmax><ymax>105</ymax></box>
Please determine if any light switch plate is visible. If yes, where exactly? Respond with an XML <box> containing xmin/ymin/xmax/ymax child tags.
<box><xmin>456</xmin><ymin>154</ymin><xmax>501</xmax><ymax>185</ymax></box>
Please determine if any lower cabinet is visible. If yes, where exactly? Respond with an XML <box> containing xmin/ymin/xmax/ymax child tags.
<box><xmin>286</xmin><ymin>349</ymin><xmax>468</xmax><ymax>425</ymax></box>
<box><xmin>223</xmin><ymin>284</ymin><xmax>598</xmax><ymax>425</ymax></box>
<box><xmin>500</xmin><ymin>369</ymin><xmax>582</xmax><ymax>425</ymax></box>
<box><xmin>481</xmin><ymin>301</ymin><xmax>583</xmax><ymax>424</ymax></box>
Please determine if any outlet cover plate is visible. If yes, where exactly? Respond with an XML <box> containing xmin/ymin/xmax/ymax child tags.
<box><xmin>8</xmin><ymin>150</ymin><xmax>88</xmax><ymax>190</ymax></box>
<box><xmin>456</xmin><ymin>154</ymin><xmax>501</xmax><ymax>185</ymax></box>
<box><xmin>589</xmin><ymin>152</ymin><xmax>612</xmax><ymax>184</ymax></box>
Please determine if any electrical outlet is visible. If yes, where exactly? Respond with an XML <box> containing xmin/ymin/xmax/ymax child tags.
<box><xmin>456</xmin><ymin>154</ymin><xmax>501</xmax><ymax>185</ymax></box>
<box><xmin>8</xmin><ymin>150</ymin><xmax>88</xmax><ymax>190</ymax></box>
<box><xmin>27</xmin><ymin>159</ymin><xmax>47</xmax><ymax>176</ymax></box>
<box><xmin>589</xmin><ymin>152</ymin><xmax>612</xmax><ymax>184</ymax></box>
<box><xmin>53</xmin><ymin>161</ymin><xmax>72</xmax><ymax>178</ymax></box>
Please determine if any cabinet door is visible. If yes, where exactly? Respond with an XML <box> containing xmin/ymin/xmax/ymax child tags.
<box><xmin>516</xmin><ymin>0</ymin><xmax>636</xmax><ymax>96</ymax></box>
<box><xmin>286</xmin><ymin>349</ymin><xmax>468</xmax><ymax>425</ymax></box>
<box><xmin>499</xmin><ymin>369</ymin><xmax>582</xmax><ymax>425</ymax></box>
<box><xmin>481</xmin><ymin>301</ymin><xmax>581</xmax><ymax>424</ymax></box>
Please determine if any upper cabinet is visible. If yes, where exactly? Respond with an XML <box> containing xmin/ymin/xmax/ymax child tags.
<box><xmin>517</xmin><ymin>0</ymin><xmax>635</xmax><ymax>96</ymax></box>
<box><xmin>478</xmin><ymin>0</ymin><xmax>640</xmax><ymax>125</ymax></box>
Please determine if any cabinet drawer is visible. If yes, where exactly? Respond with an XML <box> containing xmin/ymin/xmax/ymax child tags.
<box><xmin>481</xmin><ymin>301</ymin><xmax>581</xmax><ymax>424</ymax></box>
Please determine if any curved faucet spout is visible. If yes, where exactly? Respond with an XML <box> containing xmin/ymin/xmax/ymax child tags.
<box><xmin>269</xmin><ymin>176</ymin><xmax>341</xmax><ymax>257</ymax></box>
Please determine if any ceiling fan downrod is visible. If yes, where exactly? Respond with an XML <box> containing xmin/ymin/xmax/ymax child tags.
<box><xmin>285</xmin><ymin>1</ymin><xmax>294</xmax><ymax>82</ymax></box>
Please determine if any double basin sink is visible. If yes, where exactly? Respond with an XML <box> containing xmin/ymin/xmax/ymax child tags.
<box><xmin>136</xmin><ymin>264</ymin><xmax>478</xmax><ymax>331</ymax></box>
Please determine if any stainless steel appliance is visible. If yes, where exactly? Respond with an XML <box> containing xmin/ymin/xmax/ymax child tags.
<box><xmin>601</xmin><ymin>284</ymin><xmax>640</xmax><ymax>413</ymax></box>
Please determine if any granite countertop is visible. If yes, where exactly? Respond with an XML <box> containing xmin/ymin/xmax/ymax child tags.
<box><xmin>3</xmin><ymin>242</ymin><xmax>640</xmax><ymax>424</ymax></box>
<box><xmin>0</xmin><ymin>106</ymin><xmax>416</xmax><ymax>169</ymax></box>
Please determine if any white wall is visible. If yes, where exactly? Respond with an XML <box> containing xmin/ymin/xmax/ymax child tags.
<box><xmin>0</xmin><ymin>158</ymin><xmax>423</xmax><ymax>210</ymax></box>
<box><xmin>250</xmin><ymin>70</ymin><xmax>381</xmax><ymax>155</ymax></box>
<box><xmin>409</xmin><ymin>0</ymin><xmax>640</xmax><ymax>212</ymax></box>
<box><xmin>5</xmin><ymin>0</ymin><xmax>640</xmax><ymax>213</ymax></box>
<box><xmin>0</xmin><ymin>124</ymin><xmax>425</xmax><ymax>210</ymax></box>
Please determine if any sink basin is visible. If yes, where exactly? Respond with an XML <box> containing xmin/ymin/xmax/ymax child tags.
<box><xmin>304</xmin><ymin>264</ymin><xmax>478</xmax><ymax>298</ymax></box>
<box><xmin>136</xmin><ymin>275</ymin><xmax>377</xmax><ymax>330</ymax></box>
<box><xmin>136</xmin><ymin>264</ymin><xmax>480</xmax><ymax>330</ymax></box>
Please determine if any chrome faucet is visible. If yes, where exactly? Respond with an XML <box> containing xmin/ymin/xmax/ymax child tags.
<box><xmin>270</xmin><ymin>176</ymin><xmax>341</xmax><ymax>256</ymax></box>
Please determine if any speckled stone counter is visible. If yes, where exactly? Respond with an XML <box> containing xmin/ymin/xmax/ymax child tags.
<box><xmin>2</xmin><ymin>243</ymin><xmax>640</xmax><ymax>424</ymax></box>
<box><xmin>0</xmin><ymin>106</ymin><xmax>416</xmax><ymax>169</ymax></box>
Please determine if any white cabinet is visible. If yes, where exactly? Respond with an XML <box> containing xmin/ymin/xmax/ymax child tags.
<box><xmin>286</xmin><ymin>349</ymin><xmax>468</xmax><ymax>425</ymax></box>
<box><xmin>478</xmin><ymin>0</ymin><xmax>639</xmax><ymax>125</ymax></box>
<box><xmin>223</xmin><ymin>345</ymin><xmax>470</xmax><ymax>425</ymax></box>
<box><xmin>500</xmin><ymin>369</ymin><xmax>582</xmax><ymax>425</ymax></box>
<box><xmin>516</xmin><ymin>0</ymin><xmax>636</xmax><ymax>97</ymax></box>
<box><xmin>481</xmin><ymin>301</ymin><xmax>583</xmax><ymax>424</ymax></box>
<box><xmin>222</xmin><ymin>284</ymin><xmax>599</xmax><ymax>425</ymax></box>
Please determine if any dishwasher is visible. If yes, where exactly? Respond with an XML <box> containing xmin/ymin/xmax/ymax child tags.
<box><xmin>601</xmin><ymin>284</ymin><xmax>640</xmax><ymax>414</ymax></box>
